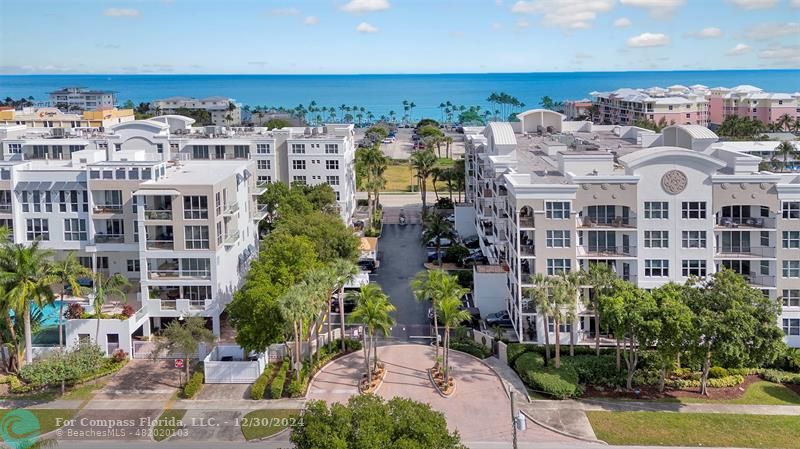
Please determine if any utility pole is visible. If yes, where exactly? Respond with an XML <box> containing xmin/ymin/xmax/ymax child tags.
<box><xmin>510</xmin><ymin>389</ymin><xmax>518</xmax><ymax>449</ymax></box>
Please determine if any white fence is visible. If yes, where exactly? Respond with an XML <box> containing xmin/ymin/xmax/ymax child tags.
<box><xmin>204</xmin><ymin>345</ymin><xmax>267</xmax><ymax>384</ymax></box>
<box><xmin>132</xmin><ymin>340</ymin><xmax>210</xmax><ymax>360</ymax></box>
<box><xmin>283</xmin><ymin>328</ymin><xmax>343</xmax><ymax>362</ymax></box>
<box><xmin>472</xmin><ymin>329</ymin><xmax>494</xmax><ymax>352</ymax></box>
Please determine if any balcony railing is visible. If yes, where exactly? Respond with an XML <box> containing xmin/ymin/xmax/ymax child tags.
<box><xmin>578</xmin><ymin>216</ymin><xmax>636</xmax><ymax>228</ymax></box>
<box><xmin>253</xmin><ymin>204</ymin><xmax>269</xmax><ymax>222</ymax></box>
<box><xmin>144</xmin><ymin>210</ymin><xmax>173</xmax><ymax>220</ymax></box>
<box><xmin>93</xmin><ymin>204</ymin><xmax>123</xmax><ymax>214</ymax></box>
<box><xmin>224</xmin><ymin>230</ymin><xmax>240</xmax><ymax>246</ymax></box>
<box><xmin>0</xmin><ymin>204</ymin><xmax>12</xmax><ymax>213</ymax></box>
<box><xmin>156</xmin><ymin>298</ymin><xmax>214</xmax><ymax>312</ymax></box>
<box><xmin>578</xmin><ymin>245</ymin><xmax>636</xmax><ymax>257</ymax></box>
<box><xmin>739</xmin><ymin>273</ymin><xmax>776</xmax><ymax>287</ymax></box>
<box><xmin>519</xmin><ymin>244</ymin><xmax>536</xmax><ymax>257</ymax></box>
<box><xmin>716</xmin><ymin>216</ymin><xmax>776</xmax><ymax>229</ymax></box>
<box><xmin>253</xmin><ymin>182</ymin><xmax>268</xmax><ymax>196</ymax></box>
<box><xmin>148</xmin><ymin>270</ymin><xmax>211</xmax><ymax>280</ymax></box>
<box><xmin>95</xmin><ymin>234</ymin><xmax>124</xmax><ymax>244</ymax></box>
<box><xmin>146</xmin><ymin>240</ymin><xmax>174</xmax><ymax>250</ymax></box>
<box><xmin>223</xmin><ymin>202</ymin><xmax>239</xmax><ymax>216</ymax></box>
<box><xmin>518</xmin><ymin>216</ymin><xmax>535</xmax><ymax>229</ymax></box>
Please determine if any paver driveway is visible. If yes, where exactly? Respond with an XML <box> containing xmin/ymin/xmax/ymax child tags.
<box><xmin>307</xmin><ymin>344</ymin><xmax>571</xmax><ymax>444</ymax></box>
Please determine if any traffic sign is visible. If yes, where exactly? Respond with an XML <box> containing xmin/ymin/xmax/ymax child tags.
<box><xmin>174</xmin><ymin>359</ymin><xmax>184</xmax><ymax>369</ymax></box>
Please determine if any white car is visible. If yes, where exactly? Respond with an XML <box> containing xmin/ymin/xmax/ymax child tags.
<box><xmin>425</xmin><ymin>237</ymin><xmax>453</xmax><ymax>248</ymax></box>
<box><xmin>445</xmin><ymin>214</ymin><xmax>455</xmax><ymax>223</ymax></box>
<box><xmin>382</xmin><ymin>137</ymin><xmax>395</xmax><ymax>144</ymax></box>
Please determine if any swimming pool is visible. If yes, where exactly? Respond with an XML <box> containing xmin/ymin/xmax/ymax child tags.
<box><xmin>7</xmin><ymin>301</ymin><xmax>71</xmax><ymax>346</ymax></box>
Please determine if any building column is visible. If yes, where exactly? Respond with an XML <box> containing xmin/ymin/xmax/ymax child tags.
<box><xmin>212</xmin><ymin>314</ymin><xmax>221</xmax><ymax>336</ymax></box>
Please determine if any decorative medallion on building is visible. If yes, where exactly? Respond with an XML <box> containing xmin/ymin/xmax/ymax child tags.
<box><xmin>661</xmin><ymin>170</ymin><xmax>688</xmax><ymax>194</ymax></box>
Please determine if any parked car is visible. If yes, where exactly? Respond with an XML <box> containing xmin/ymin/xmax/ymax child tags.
<box><xmin>426</xmin><ymin>249</ymin><xmax>444</xmax><ymax>263</ymax></box>
<box><xmin>358</xmin><ymin>259</ymin><xmax>376</xmax><ymax>272</ymax></box>
<box><xmin>445</xmin><ymin>214</ymin><xmax>455</xmax><ymax>223</ymax></box>
<box><xmin>462</xmin><ymin>252</ymin><xmax>488</xmax><ymax>267</ymax></box>
<box><xmin>425</xmin><ymin>237</ymin><xmax>453</xmax><ymax>248</ymax></box>
<box><xmin>462</xmin><ymin>236</ymin><xmax>481</xmax><ymax>249</ymax></box>
<box><xmin>485</xmin><ymin>310</ymin><xmax>513</xmax><ymax>327</ymax></box>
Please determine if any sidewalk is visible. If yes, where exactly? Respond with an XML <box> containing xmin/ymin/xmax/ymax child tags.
<box><xmin>579</xmin><ymin>398</ymin><xmax>800</xmax><ymax>415</ymax></box>
<box><xmin>483</xmin><ymin>356</ymin><xmax>530</xmax><ymax>403</ymax></box>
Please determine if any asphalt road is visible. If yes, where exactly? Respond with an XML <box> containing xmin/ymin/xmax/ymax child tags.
<box><xmin>372</xmin><ymin>223</ymin><xmax>431</xmax><ymax>341</ymax></box>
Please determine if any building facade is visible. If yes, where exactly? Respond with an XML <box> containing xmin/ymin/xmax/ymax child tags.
<box><xmin>591</xmin><ymin>86</ymin><xmax>710</xmax><ymax>127</ymax></box>
<box><xmin>0</xmin><ymin>107</ymin><xmax>134</xmax><ymax>129</ymax></box>
<box><xmin>152</xmin><ymin>96</ymin><xmax>242</xmax><ymax>126</ymax></box>
<box><xmin>708</xmin><ymin>85</ymin><xmax>799</xmax><ymax>126</ymax></box>
<box><xmin>49</xmin><ymin>87</ymin><xmax>117</xmax><ymax>111</ymax></box>
<box><xmin>462</xmin><ymin>109</ymin><xmax>800</xmax><ymax>348</ymax></box>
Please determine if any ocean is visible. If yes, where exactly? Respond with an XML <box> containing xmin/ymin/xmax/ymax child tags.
<box><xmin>1</xmin><ymin>70</ymin><xmax>798</xmax><ymax>120</ymax></box>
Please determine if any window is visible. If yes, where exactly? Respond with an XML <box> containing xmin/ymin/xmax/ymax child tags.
<box><xmin>682</xmin><ymin>202</ymin><xmax>707</xmax><ymax>219</ymax></box>
<box><xmin>183</xmin><ymin>196</ymin><xmax>208</xmax><ymax>220</ymax></box>
<box><xmin>762</xmin><ymin>231</ymin><xmax>770</xmax><ymax>247</ymax></box>
<box><xmin>546</xmin><ymin>258</ymin><xmax>571</xmax><ymax>275</ymax></box>
<box><xmin>545</xmin><ymin>201</ymin><xmax>570</xmax><ymax>219</ymax></box>
<box><xmin>256</xmin><ymin>143</ymin><xmax>271</xmax><ymax>154</ymax></box>
<box><xmin>644</xmin><ymin>230</ymin><xmax>669</xmax><ymax>248</ymax></box>
<box><xmin>291</xmin><ymin>144</ymin><xmax>305</xmax><ymax>154</ymax></box>
<box><xmin>64</xmin><ymin>219</ymin><xmax>87</xmax><ymax>241</ymax></box>
<box><xmin>258</xmin><ymin>175</ymin><xmax>272</xmax><ymax>184</ymax></box>
<box><xmin>257</xmin><ymin>160</ymin><xmax>270</xmax><ymax>170</ymax></box>
<box><xmin>782</xmin><ymin>201</ymin><xmax>800</xmax><ymax>219</ymax></box>
<box><xmin>292</xmin><ymin>160</ymin><xmax>306</xmax><ymax>170</ymax></box>
<box><xmin>8</xmin><ymin>143</ymin><xmax>21</xmax><ymax>154</ymax></box>
<box><xmin>782</xmin><ymin>289</ymin><xmax>800</xmax><ymax>307</ymax></box>
<box><xmin>192</xmin><ymin>145</ymin><xmax>209</xmax><ymax>159</ymax></box>
<box><xmin>645</xmin><ymin>259</ymin><xmax>669</xmax><ymax>277</ymax></box>
<box><xmin>326</xmin><ymin>176</ymin><xmax>340</xmax><ymax>186</ymax></box>
<box><xmin>234</xmin><ymin>145</ymin><xmax>249</xmax><ymax>158</ymax></box>
<box><xmin>682</xmin><ymin>260</ymin><xmax>707</xmax><ymax>277</ymax></box>
<box><xmin>325</xmin><ymin>144</ymin><xmax>339</xmax><ymax>154</ymax></box>
<box><xmin>156</xmin><ymin>144</ymin><xmax>163</xmax><ymax>154</ymax></box>
<box><xmin>783</xmin><ymin>260</ymin><xmax>800</xmax><ymax>278</ymax></box>
<box><xmin>644</xmin><ymin>201</ymin><xmax>668</xmax><ymax>219</ymax></box>
<box><xmin>783</xmin><ymin>231</ymin><xmax>800</xmax><ymax>249</ymax></box>
<box><xmin>326</xmin><ymin>160</ymin><xmax>339</xmax><ymax>170</ymax></box>
<box><xmin>214</xmin><ymin>145</ymin><xmax>225</xmax><ymax>159</ymax></box>
<box><xmin>185</xmin><ymin>285</ymin><xmax>212</xmax><ymax>301</ymax></box>
<box><xmin>546</xmin><ymin>230</ymin><xmax>570</xmax><ymax>248</ymax></box>
<box><xmin>184</xmin><ymin>226</ymin><xmax>209</xmax><ymax>249</ymax></box>
<box><xmin>293</xmin><ymin>176</ymin><xmax>307</xmax><ymax>185</ymax></box>
<box><xmin>26</xmin><ymin>219</ymin><xmax>49</xmax><ymax>241</ymax></box>
<box><xmin>784</xmin><ymin>318</ymin><xmax>800</xmax><ymax>336</ymax></box>
<box><xmin>127</xmin><ymin>259</ymin><xmax>140</xmax><ymax>272</ymax></box>
<box><xmin>681</xmin><ymin>230</ymin><xmax>707</xmax><ymax>248</ymax></box>
<box><xmin>182</xmin><ymin>258</ymin><xmax>211</xmax><ymax>277</ymax></box>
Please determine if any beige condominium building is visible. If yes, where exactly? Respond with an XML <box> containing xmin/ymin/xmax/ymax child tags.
<box><xmin>152</xmin><ymin>96</ymin><xmax>242</xmax><ymax>126</ymax></box>
<box><xmin>461</xmin><ymin>109</ymin><xmax>800</xmax><ymax>348</ymax></box>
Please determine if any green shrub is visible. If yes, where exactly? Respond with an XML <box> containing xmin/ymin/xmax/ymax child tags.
<box><xmin>19</xmin><ymin>343</ymin><xmax>105</xmax><ymax>387</ymax></box>
<box><xmin>514</xmin><ymin>352</ymin><xmax>545</xmax><ymax>374</ymax></box>
<box><xmin>181</xmin><ymin>372</ymin><xmax>204</xmax><ymax>399</ymax></box>
<box><xmin>633</xmin><ymin>369</ymin><xmax>662</xmax><ymax>387</ymax></box>
<box><xmin>507</xmin><ymin>343</ymin><xmax>537</xmax><ymax>366</ymax></box>
<box><xmin>269</xmin><ymin>360</ymin><xmax>289</xmax><ymax>399</ymax></box>
<box><xmin>455</xmin><ymin>270</ymin><xmax>473</xmax><ymax>289</ymax></box>
<box><xmin>667</xmin><ymin>374</ymin><xmax>744</xmax><ymax>389</ymax></box>
<box><xmin>288</xmin><ymin>378</ymin><xmax>307</xmax><ymax>398</ymax></box>
<box><xmin>728</xmin><ymin>367</ymin><xmax>763</xmax><ymax>376</ymax></box>
<box><xmin>561</xmin><ymin>355</ymin><xmax>620</xmax><ymax>386</ymax></box>
<box><xmin>709</xmin><ymin>366</ymin><xmax>729</xmax><ymax>379</ymax></box>
<box><xmin>526</xmin><ymin>367</ymin><xmax>582</xmax><ymax>399</ymax></box>
<box><xmin>449</xmin><ymin>339</ymin><xmax>490</xmax><ymax>359</ymax></box>
<box><xmin>8</xmin><ymin>376</ymin><xmax>33</xmax><ymax>394</ymax></box>
<box><xmin>762</xmin><ymin>369</ymin><xmax>800</xmax><ymax>384</ymax></box>
<box><xmin>251</xmin><ymin>365</ymin><xmax>271</xmax><ymax>400</ymax></box>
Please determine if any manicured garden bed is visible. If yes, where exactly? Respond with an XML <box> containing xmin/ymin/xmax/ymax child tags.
<box><xmin>587</xmin><ymin>411</ymin><xmax>800</xmax><ymax>448</ymax></box>
<box><xmin>240</xmin><ymin>409</ymin><xmax>301</xmax><ymax>441</ymax></box>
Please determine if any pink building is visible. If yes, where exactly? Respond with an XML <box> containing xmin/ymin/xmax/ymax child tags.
<box><xmin>591</xmin><ymin>86</ymin><xmax>709</xmax><ymax>126</ymax></box>
<box><xmin>563</xmin><ymin>99</ymin><xmax>592</xmax><ymax>120</ymax></box>
<box><xmin>708</xmin><ymin>85</ymin><xmax>798</xmax><ymax>126</ymax></box>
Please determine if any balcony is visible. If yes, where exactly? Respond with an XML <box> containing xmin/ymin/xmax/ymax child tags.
<box><xmin>518</xmin><ymin>216</ymin><xmax>535</xmax><ymax>229</ymax></box>
<box><xmin>519</xmin><ymin>244</ymin><xmax>536</xmax><ymax>257</ymax></box>
<box><xmin>95</xmin><ymin>233</ymin><xmax>124</xmax><ymax>244</ymax></box>
<box><xmin>252</xmin><ymin>182</ymin><xmax>268</xmax><ymax>196</ymax></box>
<box><xmin>0</xmin><ymin>204</ymin><xmax>12</xmax><ymax>213</ymax></box>
<box><xmin>222</xmin><ymin>202</ymin><xmax>239</xmax><ymax>217</ymax></box>
<box><xmin>715</xmin><ymin>216</ymin><xmax>776</xmax><ymax>229</ymax></box>
<box><xmin>577</xmin><ymin>216</ymin><xmax>636</xmax><ymax>229</ymax></box>
<box><xmin>715</xmin><ymin>246</ymin><xmax>776</xmax><ymax>258</ymax></box>
<box><xmin>148</xmin><ymin>269</ymin><xmax>211</xmax><ymax>280</ymax></box>
<box><xmin>145</xmin><ymin>210</ymin><xmax>173</xmax><ymax>220</ymax></box>
<box><xmin>154</xmin><ymin>298</ymin><xmax>214</xmax><ymax>313</ymax></box>
<box><xmin>253</xmin><ymin>204</ymin><xmax>268</xmax><ymax>222</ymax></box>
<box><xmin>146</xmin><ymin>240</ymin><xmax>174</xmax><ymax>250</ymax></box>
<box><xmin>741</xmin><ymin>273</ymin><xmax>776</xmax><ymax>288</ymax></box>
<box><xmin>224</xmin><ymin>230</ymin><xmax>240</xmax><ymax>247</ymax></box>
<box><xmin>93</xmin><ymin>204</ymin><xmax>123</xmax><ymax>215</ymax></box>
<box><xmin>577</xmin><ymin>245</ymin><xmax>636</xmax><ymax>258</ymax></box>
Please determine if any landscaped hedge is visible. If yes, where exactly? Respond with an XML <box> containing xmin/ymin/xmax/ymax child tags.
<box><xmin>18</xmin><ymin>343</ymin><xmax>123</xmax><ymax>388</ymax></box>
<box><xmin>269</xmin><ymin>359</ymin><xmax>289</xmax><ymax>399</ymax></box>
<box><xmin>763</xmin><ymin>369</ymin><xmax>800</xmax><ymax>384</ymax></box>
<box><xmin>181</xmin><ymin>372</ymin><xmax>204</xmax><ymax>399</ymax></box>
<box><xmin>513</xmin><ymin>352</ymin><xmax>583</xmax><ymax>398</ymax></box>
<box><xmin>250</xmin><ymin>365</ymin><xmax>272</xmax><ymax>400</ymax></box>
<box><xmin>708</xmin><ymin>366</ymin><xmax>729</xmax><ymax>379</ymax></box>
<box><xmin>449</xmin><ymin>339</ymin><xmax>491</xmax><ymax>359</ymax></box>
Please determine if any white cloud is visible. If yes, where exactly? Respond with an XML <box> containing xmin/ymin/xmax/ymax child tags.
<box><xmin>342</xmin><ymin>0</ymin><xmax>390</xmax><ymax>14</ymax></box>
<box><xmin>745</xmin><ymin>22</ymin><xmax>800</xmax><ymax>40</ymax></box>
<box><xmin>356</xmin><ymin>22</ymin><xmax>379</xmax><ymax>33</ymax></box>
<box><xmin>727</xmin><ymin>0</ymin><xmax>777</xmax><ymax>9</ymax></box>
<box><xmin>103</xmin><ymin>8</ymin><xmax>139</xmax><ymax>17</ymax></box>
<box><xmin>793</xmin><ymin>0</ymin><xmax>800</xmax><ymax>8</ymax></box>
<box><xmin>496</xmin><ymin>0</ymin><xmax>504</xmax><ymax>5</ymax></box>
<box><xmin>304</xmin><ymin>16</ymin><xmax>319</xmax><ymax>25</ymax></box>
<box><xmin>516</xmin><ymin>19</ymin><xmax>530</xmax><ymax>29</ymax></box>
<box><xmin>511</xmin><ymin>0</ymin><xmax>614</xmax><ymax>30</ymax></box>
<box><xmin>687</xmin><ymin>27</ymin><xmax>723</xmax><ymax>39</ymax></box>
<box><xmin>619</xmin><ymin>0</ymin><xmax>685</xmax><ymax>16</ymax></box>
<box><xmin>726</xmin><ymin>43</ymin><xmax>751</xmax><ymax>55</ymax></box>
<box><xmin>491</xmin><ymin>21</ymin><xmax>504</xmax><ymax>30</ymax></box>
<box><xmin>614</xmin><ymin>17</ymin><xmax>632</xmax><ymax>28</ymax></box>
<box><xmin>758</xmin><ymin>45</ymin><xmax>800</xmax><ymax>66</ymax></box>
<box><xmin>574</xmin><ymin>51</ymin><xmax>592</xmax><ymax>60</ymax></box>
<box><xmin>268</xmin><ymin>7</ymin><xmax>300</xmax><ymax>16</ymax></box>
<box><xmin>626</xmin><ymin>32</ymin><xmax>670</xmax><ymax>47</ymax></box>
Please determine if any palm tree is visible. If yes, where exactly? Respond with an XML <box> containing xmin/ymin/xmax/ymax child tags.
<box><xmin>580</xmin><ymin>263</ymin><xmax>617</xmax><ymax>356</ymax></box>
<box><xmin>301</xmin><ymin>268</ymin><xmax>335</xmax><ymax>365</ymax></box>
<box><xmin>411</xmin><ymin>270</ymin><xmax>446</xmax><ymax>362</ymax></box>
<box><xmin>349</xmin><ymin>284</ymin><xmax>395</xmax><ymax>387</ymax></box>
<box><xmin>152</xmin><ymin>316</ymin><xmax>216</xmax><ymax>382</ymax></box>
<box><xmin>330</xmin><ymin>259</ymin><xmax>360</xmax><ymax>353</ymax></box>
<box><xmin>92</xmin><ymin>273</ymin><xmax>130</xmax><ymax>343</ymax></box>
<box><xmin>421</xmin><ymin>213</ymin><xmax>455</xmax><ymax>267</ymax></box>
<box><xmin>551</xmin><ymin>271</ymin><xmax>580</xmax><ymax>364</ymax></box>
<box><xmin>433</xmin><ymin>276</ymin><xmax>470</xmax><ymax>385</ymax></box>
<box><xmin>279</xmin><ymin>282</ymin><xmax>310</xmax><ymax>381</ymax></box>
<box><xmin>49</xmin><ymin>252</ymin><xmax>91</xmax><ymax>393</ymax></box>
<box><xmin>776</xmin><ymin>140</ymin><xmax>797</xmax><ymax>172</ymax></box>
<box><xmin>528</xmin><ymin>273</ymin><xmax>553</xmax><ymax>366</ymax></box>
<box><xmin>777</xmin><ymin>113</ymin><xmax>794</xmax><ymax>132</ymax></box>
<box><xmin>410</xmin><ymin>149</ymin><xmax>438</xmax><ymax>210</ymax></box>
<box><xmin>0</xmin><ymin>241</ymin><xmax>56</xmax><ymax>365</ymax></box>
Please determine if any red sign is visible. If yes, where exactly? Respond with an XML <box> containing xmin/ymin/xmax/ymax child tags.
<box><xmin>174</xmin><ymin>359</ymin><xmax>184</xmax><ymax>369</ymax></box>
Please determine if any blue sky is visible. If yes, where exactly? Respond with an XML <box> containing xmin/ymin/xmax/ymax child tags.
<box><xmin>0</xmin><ymin>0</ymin><xmax>798</xmax><ymax>74</ymax></box>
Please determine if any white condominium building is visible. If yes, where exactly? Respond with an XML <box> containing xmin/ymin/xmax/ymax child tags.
<box><xmin>462</xmin><ymin>109</ymin><xmax>800</xmax><ymax>348</ymax></box>
<box><xmin>0</xmin><ymin>117</ymin><xmax>357</xmax><ymax>222</ymax></box>
<box><xmin>152</xmin><ymin>96</ymin><xmax>242</xmax><ymax>126</ymax></box>
<box><xmin>0</xmin><ymin>147</ymin><xmax>262</xmax><ymax>357</ymax></box>
<box><xmin>48</xmin><ymin>87</ymin><xmax>117</xmax><ymax>111</ymax></box>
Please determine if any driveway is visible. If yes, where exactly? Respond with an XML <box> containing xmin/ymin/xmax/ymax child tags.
<box><xmin>93</xmin><ymin>359</ymin><xmax>181</xmax><ymax>401</ymax></box>
<box><xmin>307</xmin><ymin>344</ymin><xmax>570</xmax><ymax>444</ymax></box>
<box><xmin>373</xmin><ymin>223</ymin><xmax>430</xmax><ymax>340</ymax></box>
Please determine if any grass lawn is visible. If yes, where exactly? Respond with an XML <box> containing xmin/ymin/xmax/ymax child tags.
<box><xmin>152</xmin><ymin>409</ymin><xmax>187</xmax><ymax>442</ymax></box>
<box><xmin>678</xmin><ymin>381</ymin><xmax>800</xmax><ymax>406</ymax></box>
<box><xmin>0</xmin><ymin>409</ymin><xmax>76</xmax><ymax>435</ymax></box>
<box><xmin>61</xmin><ymin>380</ymin><xmax>107</xmax><ymax>401</ymax></box>
<box><xmin>373</xmin><ymin>163</ymin><xmax>459</xmax><ymax>193</ymax></box>
<box><xmin>587</xmin><ymin>411</ymin><xmax>800</xmax><ymax>448</ymax></box>
<box><xmin>240</xmin><ymin>409</ymin><xmax>300</xmax><ymax>441</ymax></box>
